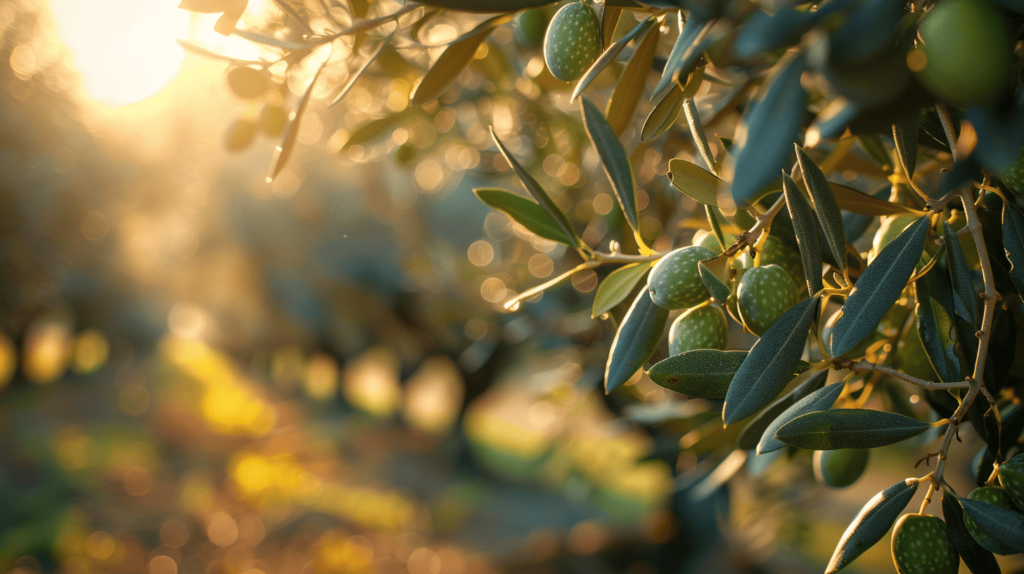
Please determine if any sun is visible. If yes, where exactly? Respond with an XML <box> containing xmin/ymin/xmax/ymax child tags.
<box><xmin>48</xmin><ymin>0</ymin><xmax>192</xmax><ymax>107</ymax></box>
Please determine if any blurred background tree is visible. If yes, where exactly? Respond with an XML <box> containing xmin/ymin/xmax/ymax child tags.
<box><xmin>0</xmin><ymin>0</ymin><xmax>1022</xmax><ymax>573</ymax></box>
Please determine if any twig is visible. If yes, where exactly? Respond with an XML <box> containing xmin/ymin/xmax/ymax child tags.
<box><xmin>838</xmin><ymin>360</ymin><xmax>971</xmax><ymax>390</ymax></box>
<box><xmin>936</xmin><ymin>103</ymin><xmax>960</xmax><ymax>163</ymax></box>
<box><xmin>722</xmin><ymin>194</ymin><xmax>786</xmax><ymax>257</ymax></box>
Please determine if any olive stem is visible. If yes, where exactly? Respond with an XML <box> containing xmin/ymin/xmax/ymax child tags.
<box><xmin>839</xmin><ymin>360</ymin><xmax>971</xmax><ymax>390</ymax></box>
<box><xmin>936</xmin><ymin>103</ymin><xmax>960</xmax><ymax>163</ymax></box>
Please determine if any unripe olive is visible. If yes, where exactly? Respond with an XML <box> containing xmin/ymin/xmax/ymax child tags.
<box><xmin>814</xmin><ymin>449</ymin><xmax>869</xmax><ymax>488</ymax></box>
<box><xmin>543</xmin><ymin>2</ymin><xmax>601</xmax><ymax>82</ymax></box>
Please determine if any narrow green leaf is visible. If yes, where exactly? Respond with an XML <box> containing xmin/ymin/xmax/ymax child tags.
<box><xmin>647</xmin><ymin>350</ymin><xmax>746</xmax><ymax>399</ymax></box>
<box><xmin>490</xmin><ymin>128</ymin><xmax>584</xmax><ymax>250</ymax></box>
<box><xmin>782</xmin><ymin>173</ymin><xmax>824</xmax><ymax>295</ymax></box>
<box><xmin>914</xmin><ymin>269</ymin><xmax>962</xmax><ymax>382</ymax></box>
<box><xmin>830</xmin><ymin>182</ymin><xmax>924</xmax><ymax>216</ymax></box>
<box><xmin>757</xmin><ymin>379</ymin><xmax>843</xmax><ymax>454</ymax></box>
<box><xmin>893</xmin><ymin>112</ymin><xmax>920</xmax><ymax>179</ymax></box>
<box><xmin>943</xmin><ymin>222</ymin><xmax>977</xmax><ymax>323</ymax></box>
<box><xmin>667</xmin><ymin>158</ymin><xmax>725</xmax><ymax>207</ymax></box>
<box><xmin>737</xmin><ymin>369</ymin><xmax>828</xmax><ymax>451</ymax></box>
<box><xmin>572</xmin><ymin>16</ymin><xmax>656</xmax><ymax>102</ymax></box>
<box><xmin>959</xmin><ymin>495</ymin><xmax>1024</xmax><ymax>553</ymax></box>
<box><xmin>830</xmin><ymin>216</ymin><xmax>930</xmax><ymax>357</ymax></box>
<box><xmin>824</xmin><ymin>479</ymin><xmax>919</xmax><ymax>574</ymax></box>
<box><xmin>723</xmin><ymin>296</ymin><xmax>820</xmax><ymax>425</ymax></box>
<box><xmin>776</xmin><ymin>409</ymin><xmax>932</xmax><ymax>450</ymax></box>
<box><xmin>580</xmin><ymin>96</ymin><xmax>639</xmax><ymax>233</ymax></box>
<box><xmin>329</xmin><ymin>35</ymin><xmax>391</xmax><ymax>108</ymax></box>
<box><xmin>343</xmin><ymin>110</ymin><xmax>413</xmax><ymax>150</ymax></box>
<box><xmin>731</xmin><ymin>53</ymin><xmax>807</xmax><ymax>206</ymax></box>
<box><xmin>605</xmin><ymin>289</ymin><xmax>669</xmax><ymax>393</ymax></box>
<box><xmin>684</xmin><ymin>98</ymin><xmax>715</xmax><ymax>173</ymax></box>
<box><xmin>796</xmin><ymin>145</ymin><xmax>847</xmax><ymax>272</ymax></box>
<box><xmin>410</xmin><ymin>13</ymin><xmax>513</xmax><ymax>105</ymax></box>
<box><xmin>473</xmin><ymin>188</ymin><xmax>573</xmax><ymax>246</ymax></box>
<box><xmin>649</xmin><ymin>350</ymin><xmax>813</xmax><ymax>400</ymax></box>
<box><xmin>602</xmin><ymin>5</ymin><xmax>623</xmax><ymax>48</ymax></box>
<box><xmin>592</xmin><ymin>262</ymin><xmax>652</xmax><ymax>318</ymax></box>
<box><xmin>698</xmin><ymin>254</ymin><xmax>731</xmax><ymax>304</ymax></box>
<box><xmin>1003</xmin><ymin>205</ymin><xmax>1024</xmax><ymax>295</ymax></box>
<box><xmin>653</xmin><ymin>13</ymin><xmax>713</xmax><ymax>98</ymax></box>
<box><xmin>641</xmin><ymin>84</ymin><xmax>685</xmax><ymax>143</ymax></box>
<box><xmin>942</xmin><ymin>493</ymin><xmax>1002</xmax><ymax>574</ymax></box>
<box><xmin>606</xmin><ymin>21</ymin><xmax>660</xmax><ymax>136</ymax></box>
<box><xmin>269</xmin><ymin>57</ymin><xmax>327</xmax><ymax>182</ymax></box>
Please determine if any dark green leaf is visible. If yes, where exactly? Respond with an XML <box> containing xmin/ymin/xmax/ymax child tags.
<box><xmin>830</xmin><ymin>182</ymin><xmax>923</xmax><ymax>216</ymax></box>
<box><xmin>605</xmin><ymin>289</ymin><xmax>669</xmax><ymax>393</ymax></box>
<box><xmin>732</xmin><ymin>8</ymin><xmax>819</xmax><ymax>62</ymax></box>
<box><xmin>737</xmin><ymin>369</ymin><xmax>828</xmax><ymax>451</ymax></box>
<box><xmin>824</xmin><ymin>479</ymin><xmax>919</xmax><ymax>574</ymax></box>
<box><xmin>757</xmin><ymin>378</ymin><xmax>843</xmax><ymax>454</ymax></box>
<box><xmin>943</xmin><ymin>222</ymin><xmax>977</xmax><ymax>323</ymax></box>
<box><xmin>410</xmin><ymin>13</ymin><xmax>513</xmax><ymax>105</ymax></box>
<box><xmin>641</xmin><ymin>84</ymin><xmax>686</xmax><ymax>143</ymax></box>
<box><xmin>592</xmin><ymin>262</ymin><xmax>652</xmax><ymax>318</ymax></box>
<box><xmin>914</xmin><ymin>269</ymin><xmax>962</xmax><ymax>382</ymax></box>
<box><xmin>473</xmin><ymin>188</ymin><xmax>574</xmax><ymax>246</ymax></box>
<box><xmin>796</xmin><ymin>145</ymin><xmax>847</xmax><ymax>272</ymax></box>
<box><xmin>490</xmin><ymin>128</ymin><xmax>584</xmax><ymax>250</ymax></box>
<box><xmin>572</xmin><ymin>17</ymin><xmax>656</xmax><ymax>102</ymax></box>
<box><xmin>581</xmin><ymin>96</ymin><xmax>639</xmax><ymax>233</ymax></box>
<box><xmin>776</xmin><ymin>409</ymin><xmax>933</xmax><ymax>450</ymax></box>
<box><xmin>731</xmin><ymin>54</ymin><xmax>807</xmax><ymax>206</ymax></box>
<box><xmin>698</xmin><ymin>254</ymin><xmax>731</xmax><ymax>304</ymax></box>
<box><xmin>667</xmin><ymin>158</ymin><xmax>725</xmax><ymax>206</ymax></box>
<box><xmin>893</xmin><ymin>113</ymin><xmax>919</xmax><ymax>179</ymax></box>
<box><xmin>269</xmin><ymin>56</ymin><xmax>327</xmax><ymax>181</ymax></box>
<box><xmin>647</xmin><ymin>350</ymin><xmax>746</xmax><ymax>399</ymax></box>
<box><xmin>807</xmin><ymin>98</ymin><xmax>860</xmax><ymax>143</ymax></box>
<box><xmin>723</xmin><ymin>296</ymin><xmax>820</xmax><ymax>425</ymax></box>
<box><xmin>653</xmin><ymin>13</ymin><xmax>712</xmax><ymax>98</ymax></box>
<box><xmin>649</xmin><ymin>350</ymin><xmax>813</xmax><ymax>400</ymax></box>
<box><xmin>942</xmin><ymin>492</ymin><xmax>1002</xmax><ymax>574</ymax></box>
<box><xmin>830</xmin><ymin>216</ymin><xmax>930</xmax><ymax>357</ymax></box>
<box><xmin>782</xmin><ymin>173</ymin><xmax>824</xmax><ymax>295</ymax></box>
<box><xmin>1003</xmin><ymin>205</ymin><xmax>1024</xmax><ymax>295</ymax></box>
<box><xmin>959</xmin><ymin>495</ymin><xmax>1024</xmax><ymax>553</ymax></box>
<box><xmin>684</xmin><ymin>98</ymin><xmax>715</xmax><ymax>173</ymax></box>
<box><xmin>606</xmin><ymin>21</ymin><xmax>660</xmax><ymax>136</ymax></box>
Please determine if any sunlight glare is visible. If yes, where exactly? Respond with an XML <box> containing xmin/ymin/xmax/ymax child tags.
<box><xmin>48</xmin><ymin>0</ymin><xmax>190</xmax><ymax>106</ymax></box>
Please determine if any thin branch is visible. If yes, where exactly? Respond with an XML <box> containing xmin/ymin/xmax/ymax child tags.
<box><xmin>936</xmin><ymin>103</ymin><xmax>960</xmax><ymax>163</ymax></box>
<box><xmin>839</xmin><ymin>360</ymin><xmax>971</xmax><ymax>390</ymax></box>
<box><xmin>722</xmin><ymin>194</ymin><xmax>786</xmax><ymax>257</ymax></box>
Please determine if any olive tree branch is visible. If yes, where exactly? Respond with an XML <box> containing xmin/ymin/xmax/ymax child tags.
<box><xmin>836</xmin><ymin>359</ymin><xmax>971</xmax><ymax>390</ymax></box>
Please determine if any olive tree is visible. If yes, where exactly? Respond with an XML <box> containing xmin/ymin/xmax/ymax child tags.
<box><xmin>179</xmin><ymin>0</ymin><xmax>1024</xmax><ymax>571</ymax></box>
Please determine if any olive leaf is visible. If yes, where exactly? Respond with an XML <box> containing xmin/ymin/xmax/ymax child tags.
<box><xmin>942</xmin><ymin>493</ymin><xmax>1002</xmax><ymax>574</ymax></box>
<box><xmin>647</xmin><ymin>350</ymin><xmax>746</xmax><ymax>398</ymax></box>
<box><xmin>642</xmin><ymin>84</ymin><xmax>685</xmax><ymax>143</ymax></box>
<box><xmin>807</xmin><ymin>98</ymin><xmax>860</xmax><ymax>144</ymax></box>
<box><xmin>782</xmin><ymin>173</ymin><xmax>824</xmax><ymax>294</ymax></box>
<box><xmin>736</xmin><ymin>369</ymin><xmax>828</xmax><ymax>451</ymax></box>
<box><xmin>723</xmin><ymin>296</ymin><xmax>820</xmax><ymax>425</ymax></box>
<box><xmin>606</xmin><ymin>21</ymin><xmax>660</xmax><ymax>136</ymax></box>
<box><xmin>830</xmin><ymin>215</ymin><xmax>930</xmax><ymax>357</ymax></box>
<box><xmin>959</xmin><ymin>495</ymin><xmax>1024</xmax><ymax>553</ymax></box>
<box><xmin>605</xmin><ymin>289</ymin><xmax>669</xmax><ymax>393</ymax></box>
<box><xmin>1003</xmin><ymin>204</ymin><xmax>1024</xmax><ymax>295</ymax></box>
<box><xmin>410</xmin><ymin>13</ymin><xmax>514</xmax><ymax>105</ymax></box>
<box><xmin>829</xmin><ymin>182</ymin><xmax>923</xmax><ymax>216</ymax></box>
<box><xmin>893</xmin><ymin>112</ymin><xmax>920</xmax><ymax>179</ymax></box>
<box><xmin>572</xmin><ymin>16</ymin><xmax>656</xmax><ymax>102</ymax></box>
<box><xmin>943</xmin><ymin>222</ymin><xmax>977</xmax><ymax>323</ymax></box>
<box><xmin>602</xmin><ymin>5</ymin><xmax>623</xmax><ymax>47</ymax></box>
<box><xmin>653</xmin><ymin>13</ymin><xmax>713</xmax><ymax>98</ymax></box>
<box><xmin>592</xmin><ymin>262</ymin><xmax>653</xmax><ymax>318</ymax></box>
<box><xmin>343</xmin><ymin>109</ymin><xmax>415</xmax><ymax>150</ymax></box>
<box><xmin>329</xmin><ymin>35</ymin><xmax>391</xmax><ymax>108</ymax></box>
<box><xmin>796</xmin><ymin>145</ymin><xmax>847</xmax><ymax>272</ymax></box>
<box><xmin>824</xmin><ymin>479</ymin><xmax>919</xmax><ymax>574</ymax></box>
<box><xmin>269</xmin><ymin>56</ymin><xmax>328</xmax><ymax>182</ymax></box>
<box><xmin>581</xmin><ymin>96</ymin><xmax>640</xmax><ymax>234</ymax></box>
<box><xmin>473</xmin><ymin>188</ymin><xmax>574</xmax><ymax>246</ymax></box>
<box><xmin>914</xmin><ymin>268</ymin><xmax>962</xmax><ymax>382</ymax></box>
<box><xmin>667</xmin><ymin>158</ymin><xmax>725</xmax><ymax>207</ymax></box>
<box><xmin>756</xmin><ymin>379</ymin><xmax>844</xmax><ymax>454</ymax></box>
<box><xmin>731</xmin><ymin>53</ymin><xmax>807</xmax><ymax>206</ymax></box>
<box><xmin>490</xmin><ymin>128</ymin><xmax>585</xmax><ymax>251</ymax></box>
<box><xmin>698</xmin><ymin>254</ymin><xmax>732</xmax><ymax>304</ymax></box>
<box><xmin>731</xmin><ymin>7</ymin><xmax>819</xmax><ymax>62</ymax></box>
<box><xmin>776</xmin><ymin>409</ymin><xmax>933</xmax><ymax>449</ymax></box>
